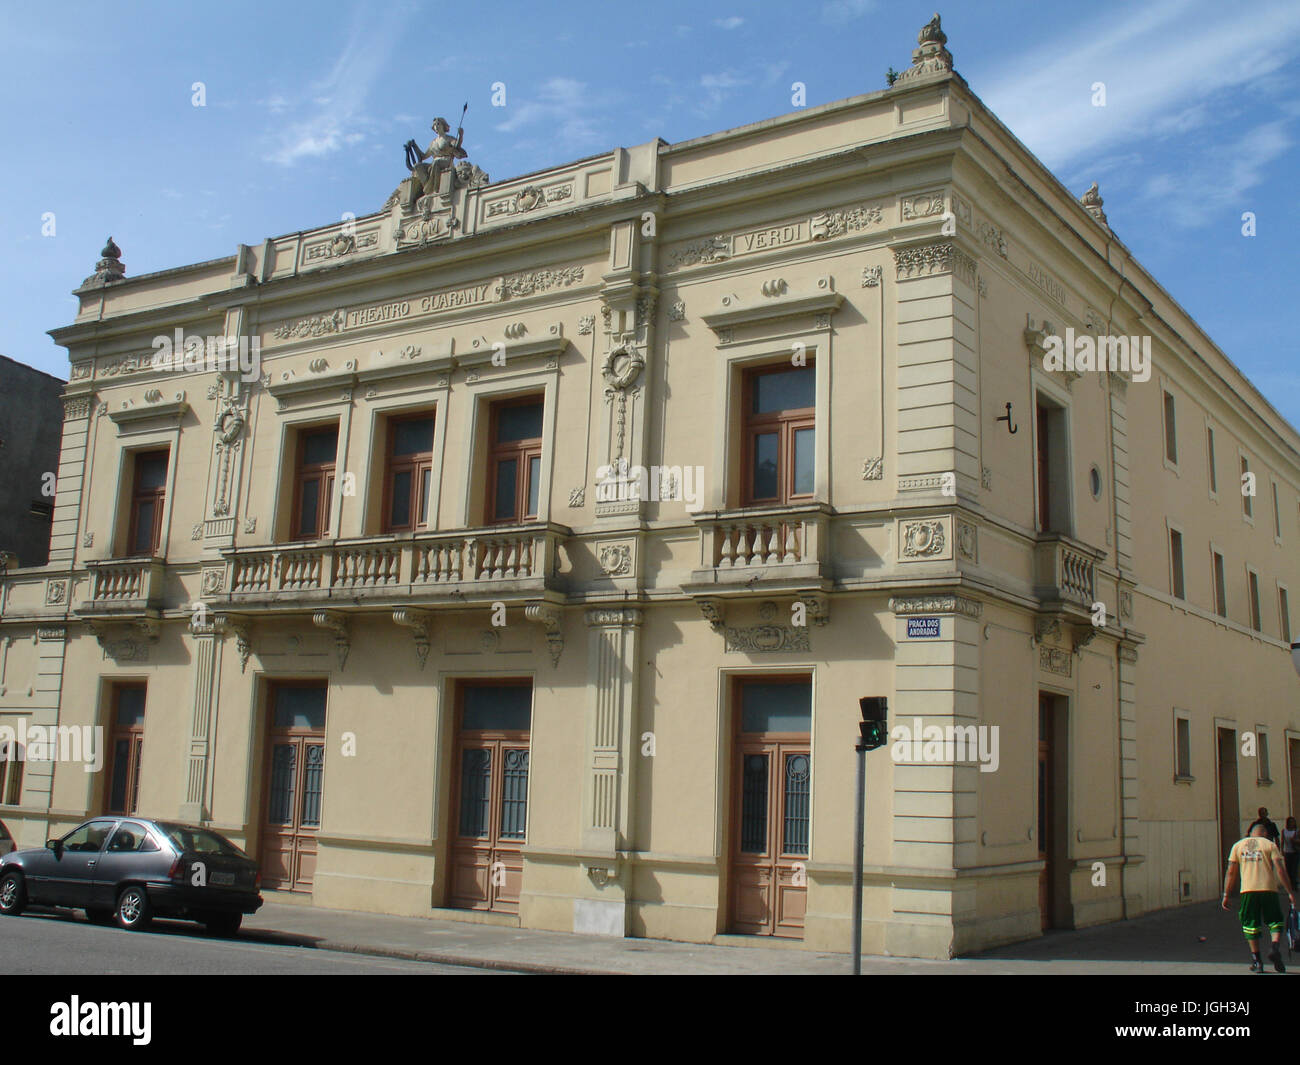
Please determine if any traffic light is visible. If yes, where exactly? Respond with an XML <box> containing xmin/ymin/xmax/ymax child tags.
<box><xmin>857</xmin><ymin>696</ymin><xmax>888</xmax><ymax>752</ymax></box>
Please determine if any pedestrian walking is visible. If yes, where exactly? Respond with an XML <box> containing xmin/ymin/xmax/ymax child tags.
<box><xmin>1248</xmin><ymin>807</ymin><xmax>1281</xmax><ymax>845</ymax></box>
<box><xmin>1223</xmin><ymin>825</ymin><xmax>1296</xmax><ymax>972</ymax></box>
<box><xmin>1283</xmin><ymin>816</ymin><xmax>1300</xmax><ymax>890</ymax></box>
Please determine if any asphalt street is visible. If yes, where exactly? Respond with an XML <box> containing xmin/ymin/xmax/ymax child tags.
<box><xmin>0</xmin><ymin>907</ymin><xmax>505</xmax><ymax>975</ymax></box>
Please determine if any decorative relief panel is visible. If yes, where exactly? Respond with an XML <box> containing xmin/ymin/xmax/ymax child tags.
<box><xmin>724</xmin><ymin>625</ymin><xmax>811</xmax><ymax>654</ymax></box>
<box><xmin>1039</xmin><ymin>645</ymin><xmax>1072</xmax><ymax>677</ymax></box>
<box><xmin>956</xmin><ymin>520</ymin><xmax>978</xmax><ymax>562</ymax></box>
<box><xmin>596</xmin><ymin>541</ymin><xmax>633</xmax><ymax>576</ymax></box>
<box><xmin>900</xmin><ymin>191</ymin><xmax>945</xmax><ymax>220</ymax></box>
<box><xmin>899</xmin><ymin>518</ymin><xmax>950</xmax><ymax>560</ymax></box>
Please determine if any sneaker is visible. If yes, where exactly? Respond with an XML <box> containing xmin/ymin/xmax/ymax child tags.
<box><xmin>1251</xmin><ymin>958</ymin><xmax>1264</xmax><ymax>972</ymax></box>
<box><xmin>1270</xmin><ymin>949</ymin><xmax>1286</xmax><ymax>973</ymax></box>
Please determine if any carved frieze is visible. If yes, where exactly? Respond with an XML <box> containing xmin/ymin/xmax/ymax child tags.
<box><xmin>495</xmin><ymin>266</ymin><xmax>584</xmax><ymax>300</ymax></box>
<box><xmin>724</xmin><ymin>625</ymin><xmax>811</xmax><ymax>654</ymax></box>
<box><xmin>889</xmin><ymin>595</ymin><xmax>983</xmax><ymax>619</ymax></box>
<box><xmin>273</xmin><ymin>311</ymin><xmax>345</xmax><ymax>341</ymax></box>
<box><xmin>892</xmin><ymin>242</ymin><xmax>975</xmax><ymax>282</ymax></box>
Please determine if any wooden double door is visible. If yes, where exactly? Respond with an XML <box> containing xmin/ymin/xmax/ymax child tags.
<box><xmin>729</xmin><ymin>676</ymin><xmax>812</xmax><ymax>938</ymax></box>
<box><xmin>261</xmin><ymin>683</ymin><xmax>327</xmax><ymax>893</ymax></box>
<box><xmin>448</xmin><ymin>681</ymin><xmax>532</xmax><ymax>913</ymax></box>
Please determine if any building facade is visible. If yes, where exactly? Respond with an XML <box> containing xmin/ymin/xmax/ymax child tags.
<box><xmin>0</xmin><ymin>354</ymin><xmax>65</xmax><ymax>568</ymax></box>
<box><xmin>1</xmin><ymin>17</ymin><xmax>1297</xmax><ymax>959</ymax></box>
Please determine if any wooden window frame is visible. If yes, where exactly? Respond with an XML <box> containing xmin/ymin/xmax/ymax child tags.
<box><xmin>125</xmin><ymin>449</ymin><xmax>169</xmax><ymax>558</ymax></box>
<box><xmin>740</xmin><ymin>362</ymin><xmax>816</xmax><ymax>508</ymax></box>
<box><xmin>485</xmin><ymin>397</ymin><xmax>543</xmax><ymax>526</ymax></box>
<box><xmin>105</xmin><ymin>683</ymin><xmax>146</xmax><ymax>816</ymax></box>
<box><xmin>381</xmin><ymin>411</ymin><xmax>436</xmax><ymax>534</ymax></box>
<box><xmin>291</xmin><ymin>424</ymin><xmax>338</xmax><ymax>541</ymax></box>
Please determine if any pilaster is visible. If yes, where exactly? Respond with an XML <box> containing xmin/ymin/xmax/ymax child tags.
<box><xmin>574</xmin><ymin>605</ymin><xmax>643</xmax><ymax>936</ymax></box>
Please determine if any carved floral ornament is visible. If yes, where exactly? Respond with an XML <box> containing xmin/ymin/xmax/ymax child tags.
<box><xmin>889</xmin><ymin>595</ymin><xmax>983</xmax><ymax>619</ymax></box>
<box><xmin>601</xmin><ymin>346</ymin><xmax>644</xmax><ymax>391</ymax></box>
<box><xmin>892</xmin><ymin>242</ymin><xmax>976</xmax><ymax>282</ymax></box>
<box><xmin>901</xmin><ymin>519</ymin><xmax>946</xmax><ymax>558</ymax></box>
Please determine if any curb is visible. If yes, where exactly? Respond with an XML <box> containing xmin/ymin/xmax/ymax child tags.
<box><xmin>240</xmin><ymin>927</ymin><xmax>626</xmax><ymax>975</ymax></box>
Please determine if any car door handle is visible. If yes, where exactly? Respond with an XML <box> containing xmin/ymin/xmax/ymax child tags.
<box><xmin>86</xmin><ymin>860</ymin><xmax>95</xmax><ymax>867</ymax></box>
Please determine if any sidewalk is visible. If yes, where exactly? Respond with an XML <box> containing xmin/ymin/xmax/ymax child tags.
<box><xmin>240</xmin><ymin>897</ymin><xmax>1276</xmax><ymax>975</ymax></box>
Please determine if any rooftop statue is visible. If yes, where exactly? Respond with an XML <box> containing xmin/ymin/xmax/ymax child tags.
<box><xmin>403</xmin><ymin>107</ymin><xmax>468</xmax><ymax>207</ymax></box>
<box><xmin>386</xmin><ymin>106</ymin><xmax>488</xmax><ymax>214</ymax></box>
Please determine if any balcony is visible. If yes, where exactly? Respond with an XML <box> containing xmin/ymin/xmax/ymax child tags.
<box><xmin>1033</xmin><ymin>534</ymin><xmax>1103</xmax><ymax>608</ymax></box>
<box><xmin>219</xmin><ymin>524</ymin><xmax>568</xmax><ymax>608</ymax></box>
<box><xmin>80</xmin><ymin>557</ymin><xmax>166</xmax><ymax>615</ymax></box>
<box><xmin>686</xmin><ymin>504</ymin><xmax>830</xmax><ymax>592</ymax></box>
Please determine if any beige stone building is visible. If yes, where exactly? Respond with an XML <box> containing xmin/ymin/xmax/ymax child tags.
<box><xmin>2</xmin><ymin>17</ymin><xmax>1297</xmax><ymax>959</ymax></box>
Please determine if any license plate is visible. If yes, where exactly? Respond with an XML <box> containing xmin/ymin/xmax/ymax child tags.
<box><xmin>211</xmin><ymin>872</ymin><xmax>236</xmax><ymax>886</ymax></box>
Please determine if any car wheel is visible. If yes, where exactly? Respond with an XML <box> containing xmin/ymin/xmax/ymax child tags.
<box><xmin>0</xmin><ymin>871</ymin><xmax>26</xmax><ymax>916</ymax></box>
<box><xmin>114</xmin><ymin>885</ymin><xmax>152</xmax><ymax>931</ymax></box>
<box><xmin>204</xmin><ymin>912</ymin><xmax>242</xmax><ymax>937</ymax></box>
<box><xmin>85</xmin><ymin>908</ymin><xmax>114</xmax><ymax>925</ymax></box>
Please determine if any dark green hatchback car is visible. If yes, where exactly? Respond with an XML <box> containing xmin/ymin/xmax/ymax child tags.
<box><xmin>0</xmin><ymin>816</ymin><xmax>262</xmax><ymax>935</ymax></box>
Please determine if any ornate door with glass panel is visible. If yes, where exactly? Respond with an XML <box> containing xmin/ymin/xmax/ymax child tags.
<box><xmin>261</xmin><ymin>683</ymin><xmax>327</xmax><ymax>893</ymax></box>
<box><xmin>105</xmin><ymin>684</ymin><xmax>146</xmax><ymax>815</ymax></box>
<box><xmin>730</xmin><ymin>677</ymin><xmax>812</xmax><ymax>937</ymax></box>
<box><xmin>449</xmin><ymin>681</ymin><xmax>532</xmax><ymax>913</ymax></box>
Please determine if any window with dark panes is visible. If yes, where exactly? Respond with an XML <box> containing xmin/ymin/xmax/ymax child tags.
<box><xmin>742</xmin><ymin>363</ymin><xmax>815</xmax><ymax>506</ymax></box>
<box><xmin>126</xmin><ymin>450</ymin><xmax>169</xmax><ymax>556</ymax></box>
<box><xmin>292</xmin><ymin>425</ymin><xmax>338</xmax><ymax>540</ymax></box>
<box><xmin>106</xmin><ymin>684</ymin><xmax>146</xmax><ymax>816</ymax></box>
<box><xmin>487</xmin><ymin>398</ymin><xmax>543</xmax><ymax>525</ymax></box>
<box><xmin>384</xmin><ymin>413</ymin><xmax>435</xmax><ymax>532</ymax></box>
<box><xmin>0</xmin><ymin>734</ymin><xmax>22</xmax><ymax>806</ymax></box>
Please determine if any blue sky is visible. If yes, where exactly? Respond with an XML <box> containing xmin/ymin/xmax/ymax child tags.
<box><xmin>3</xmin><ymin>0</ymin><xmax>1299</xmax><ymax>428</ymax></box>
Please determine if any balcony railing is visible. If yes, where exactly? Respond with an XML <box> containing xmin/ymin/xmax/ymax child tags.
<box><xmin>223</xmin><ymin>525</ymin><xmax>564</xmax><ymax>603</ymax></box>
<box><xmin>84</xmin><ymin>557</ymin><xmax>165</xmax><ymax>609</ymax></box>
<box><xmin>1033</xmin><ymin>534</ymin><xmax>1100</xmax><ymax>606</ymax></box>
<box><xmin>688</xmin><ymin>504</ymin><xmax>829</xmax><ymax>588</ymax></box>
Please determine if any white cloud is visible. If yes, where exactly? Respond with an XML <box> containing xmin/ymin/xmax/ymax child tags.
<box><xmin>979</xmin><ymin>0</ymin><xmax>1300</xmax><ymax>170</ymax></box>
<box><xmin>821</xmin><ymin>0</ymin><xmax>875</xmax><ymax>24</ymax></box>
<box><xmin>1142</xmin><ymin>120</ymin><xmax>1292</xmax><ymax>227</ymax></box>
<box><xmin>697</xmin><ymin>70</ymin><xmax>751</xmax><ymax>112</ymax></box>
<box><xmin>714</xmin><ymin>16</ymin><xmax>744</xmax><ymax>30</ymax></box>
<box><xmin>262</xmin><ymin>6</ymin><xmax>405</xmax><ymax>167</ymax></box>
<box><xmin>493</xmin><ymin>77</ymin><xmax>609</xmax><ymax>155</ymax></box>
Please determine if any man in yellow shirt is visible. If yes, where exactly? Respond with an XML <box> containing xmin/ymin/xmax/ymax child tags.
<box><xmin>1223</xmin><ymin>825</ymin><xmax>1296</xmax><ymax>972</ymax></box>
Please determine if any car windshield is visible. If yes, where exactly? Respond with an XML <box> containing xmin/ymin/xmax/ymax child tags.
<box><xmin>156</xmin><ymin>824</ymin><xmax>247</xmax><ymax>858</ymax></box>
